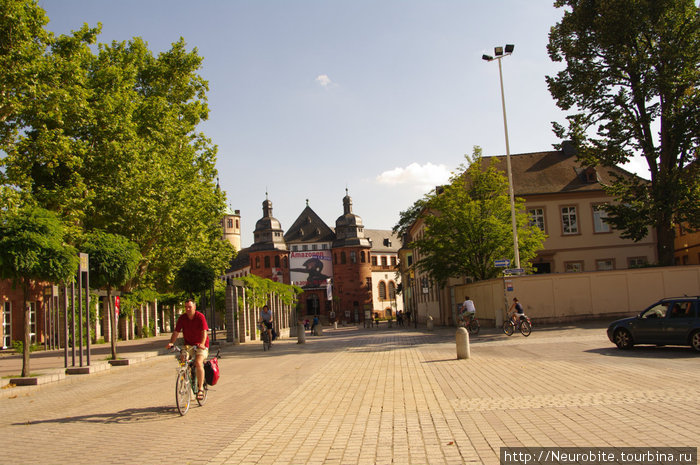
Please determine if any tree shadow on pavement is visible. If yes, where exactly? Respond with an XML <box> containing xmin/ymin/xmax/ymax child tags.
<box><xmin>12</xmin><ymin>406</ymin><xmax>178</xmax><ymax>425</ymax></box>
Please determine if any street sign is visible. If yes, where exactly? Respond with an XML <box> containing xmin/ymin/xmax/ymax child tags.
<box><xmin>495</xmin><ymin>259</ymin><xmax>510</xmax><ymax>268</ymax></box>
<box><xmin>504</xmin><ymin>268</ymin><xmax>524</xmax><ymax>274</ymax></box>
<box><xmin>505</xmin><ymin>279</ymin><xmax>514</xmax><ymax>292</ymax></box>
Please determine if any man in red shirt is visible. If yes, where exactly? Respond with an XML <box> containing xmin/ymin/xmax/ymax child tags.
<box><xmin>166</xmin><ymin>298</ymin><xmax>209</xmax><ymax>400</ymax></box>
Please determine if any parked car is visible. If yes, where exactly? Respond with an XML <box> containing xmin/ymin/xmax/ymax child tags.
<box><xmin>607</xmin><ymin>296</ymin><xmax>700</xmax><ymax>352</ymax></box>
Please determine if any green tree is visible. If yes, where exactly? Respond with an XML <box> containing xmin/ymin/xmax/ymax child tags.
<box><xmin>0</xmin><ymin>206</ymin><xmax>78</xmax><ymax>377</ymax></box>
<box><xmin>547</xmin><ymin>0</ymin><xmax>700</xmax><ymax>265</ymax></box>
<box><xmin>0</xmin><ymin>0</ymin><xmax>51</xmax><ymax>147</ymax></box>
<box><xmin>396</xmin><ymin>148</ymin><xmax>546</xmax><ymax>283</ymax></box>
<box><xmin>174</xmin><ymin>257</ymin><xmax>216</xmax><ymax>300</ymax></box>
<box><xmin>81</xmin><ymin>231</ymin><xmax>141</xmax><ymax>359</ymax></box>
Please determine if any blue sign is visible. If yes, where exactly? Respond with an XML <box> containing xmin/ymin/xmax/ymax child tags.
<box><xmin>504</xmin><ymin>268</ymin><xmax>524</xmax><ymax>274</ymax></box>
<box><xmin>494</xmin><ymin>259</ymin><xmax>510</xmax><ymax>268</ymax></box>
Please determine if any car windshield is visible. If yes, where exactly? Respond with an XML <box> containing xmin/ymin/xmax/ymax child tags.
<box><xmin>641</xmin><ymin>303</ymin><xmax>668</xmax><ymax>319</ymax></box>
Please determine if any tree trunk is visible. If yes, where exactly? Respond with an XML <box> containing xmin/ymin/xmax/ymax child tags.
<box><xmin>108</xmin><ymin>288</ymin><xmax>117</xmax><ymax>359</ymax></box>
<box><xmin>21</xmin><ymin>280</ymin><xmax>30</xmax><ymax>378</ymax></box>
<box><xmin>656</xmin><ymin>223</ymin><xmax>676</xmax><ymax>266</ymax></box>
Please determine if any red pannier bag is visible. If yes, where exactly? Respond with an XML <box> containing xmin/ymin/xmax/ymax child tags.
<box><xmin>204</xmin><ymin>357</ymin><xmax>220</xmax><ymax>386</ymax></box>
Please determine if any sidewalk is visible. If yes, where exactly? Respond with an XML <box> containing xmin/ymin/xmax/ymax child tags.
<box><xmin>1</xmin><ymin>322</ymin><xmax>696</xmax><ymax>465</ymax></box>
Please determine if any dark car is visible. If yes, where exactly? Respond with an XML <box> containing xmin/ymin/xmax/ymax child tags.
<box><xmin>607</xmin><ymin>296</ymin><xmax>700</xmax><ymax>352</ymax></box>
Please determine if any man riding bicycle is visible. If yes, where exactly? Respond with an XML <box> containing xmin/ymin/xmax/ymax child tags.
<box><xmin>459</xmin><ymin>296</ymin><xmax>476</xmax><ymax>324</ymax></box>
<box><xmin>508</xmin><ymin>297</ymin><xmax>525</xmax><ymax>324</ymax></box>
<box><xmin>259</xmin><ymin>305</ymin><xmax>273</xmax><ymax>345</ymax></box>
<box><xmin>166</xmin><ymin>298</ymin><xmax>209</xmax><ymax>401</ymax></box>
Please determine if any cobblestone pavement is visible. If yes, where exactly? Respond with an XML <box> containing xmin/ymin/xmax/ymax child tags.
<box><xmin>1</xmin><ymin>324</ymin><xmax>698</xmax><ymax>465</ymax></box>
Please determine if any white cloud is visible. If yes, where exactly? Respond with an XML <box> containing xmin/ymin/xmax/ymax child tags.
<box><xmin>376</xmin><ymin>162</ymin><xmax>452</xmax><ymax>193</ymax></box>
<box><xmin>315</xmin><ymin>74</ymin><xmax>334</xmax><ymax>88</ymax></box>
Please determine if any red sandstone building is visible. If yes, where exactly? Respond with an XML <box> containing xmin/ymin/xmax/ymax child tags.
<box><xmin>225</xmin><ymin>191</ymin><xmax>403</xmax><ymax>324</ymax></box>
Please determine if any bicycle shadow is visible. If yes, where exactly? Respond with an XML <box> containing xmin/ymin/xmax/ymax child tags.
<box><xmin>12</xmin><ymin>406</ymin><xmax>179</xmax><ymax>425</ymax></box>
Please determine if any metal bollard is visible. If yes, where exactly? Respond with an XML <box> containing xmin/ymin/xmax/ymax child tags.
<box><xmin>334</xmin><ymin>321</ymin><xmax>338</xmax><ymax>329</ymax></box>
<box><xmin>297</xmin><ymin>324</ymin><xmax>306</xmax><ymax>344</ymax></box>
<box><xmin>456</xmin><ymin>327</ymin><xmax>470</xmax><ymax>359</ymax></box>
<box><xmin>426</xmin><ymin>315</ymin><xmax>434</xmax><ymax>331</ymax></box>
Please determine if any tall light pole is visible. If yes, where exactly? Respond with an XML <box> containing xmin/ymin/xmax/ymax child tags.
<box><xmin>482</xmin><ymin>44</ymin><xmax>520</xmax><ymax>270</ymax></box>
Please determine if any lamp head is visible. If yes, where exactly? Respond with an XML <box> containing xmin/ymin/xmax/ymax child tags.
<box><xmin>482</xmin><ymin>54</ymin><xmax>493</xmax><ymax>61</ymax></box>
<box><xmin>505</xmin><ymin>44</ymin><xmax>515</xmax><ymax>53</ymax></box>
<box><xmin>494</xmin><ymin>46</ymin><xmax>503</xmax><ymax>56</ymax></box>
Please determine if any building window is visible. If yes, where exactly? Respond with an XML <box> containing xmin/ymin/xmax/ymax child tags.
<box><xmin>565</xmin><ymin>261</ymin><xmax>584</xmax><ymax>272</ymax></box>
<box><xmin>592</xmin><ymin>205</ymin><xmax>611</xmax><ymax>233</ymax></box>
<box><xmin>275</xmin><ymin>256</ymin><xmax>280</xmax><ymax>267</ymax></box>
<box><xmin>312</xmin><ymin>244</ymin><xmax>317</xmax><ymax>251</ymax></box>
<box><xmin>388</xmin><ymin>281</ymin><xmax>396</xmax><ymax>299</ymax></box>
<box><xmin>381</xmin><ymin>256</ymin><xmax>387</xmax><ymax>266</ymax></box>
<box><xmin>628</xmin><ymin>256</ymin><xmax>647</xmax><ymax>268</ymax></box>
<box><xmin>2</xmin><ymin>301</ymin><xmax>11</xmax><ymax>348</ymax></box>
<box><xmin>372</xmin><ymin>256</ymin><xmax>378</xmax><ymax>266</ymax></box>
<box><xmin>378</xmin><ymin>281</ymin><xmax>387</xmax><ymax>300</ymax></box>
<box><xmin>235</xmin><ymin>219</ymin><xmax>239</xmax><ymax>229</ymax></box>
<box><xmin>264</xmin><ymin>256</ymin><xmax>270</xmax><ymax>268</ymax></box>
<box><xmin>227</xmin><ymin>218</ymin><xmax>233</xmax><ymax>229</ymax></box>
<box><xmin>292</xmin><ymin>245</ymin><xmax>298</xmax><ymax>251</ymax></box>
<box><xmin>302</xmin><ymin>244</ymin><xmax>308</xmax><ymax>251</ymax></box>
<box><xmin>360</xmin><ymin>251</ymin><xmax>366</xmax><ymax>263</ymax></box>
<box><xmin>561</xmin><ymin>206</ymin><xmax>579</xmax><ymax>235</ymax></box>
<box><xmin>350</xmin><ymin>251</ymin><xmax>356</xmax><ymax>263</ymax></box>
<box><xmin>29</xmin><ymin>302</ymin><xmax>37</xmax><ymax>344</ymax></box>
<box><xmin>255</xmin><ymin>257</ymin><xmax>260</xmax><ymax>268</ymax></box>
<box><xmin>341</xmin><ymin>252</ymin><xmax>347</xmax><ymax>264</ymax></box>
<box><xmin>391</xmin><ymin>256</ymin><xmax>397</xmax><ymax>266</ymax></box>
<box><xmin>596</xmin><ymin>259</ymin><xmax>614</xmax><ymax>271</ymax></box>
<box><xmin>528</xmin><ymin>208</ymin><xmax>545</xmax><ymax>232</ymax></box>
<box><xmin>322</xmin><ymin>244</ymin><xmax>328</xmax><ymax>250</ymax></box>
<box><xmin>366</xmin><ymin>277</ymin><xmax>372</xmax><ymax>290</ymax></box>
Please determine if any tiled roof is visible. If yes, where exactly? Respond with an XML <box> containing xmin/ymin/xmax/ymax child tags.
<box><xmin>365</xmin><ymin>229</ymin><xmax>401</xmax><ymax>253</ymax></box>
<box><xmin>482</xmin><ymin>151</ymin><xmax>639</xmax><ymax>196</ymax></box>
<box><xmin>284</xmin><ymin>206</ymin><xmax>336</xmax><ymax>243</ymax></box>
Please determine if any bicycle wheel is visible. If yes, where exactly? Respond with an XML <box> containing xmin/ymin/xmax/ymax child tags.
<box><xmin>503</xmin><ymin>320</ymin><xmax>514</xmax><ymax>336</ymax></box>
<box><xmin>175</xmin><ymin>370</ymin><xmax>191</xmax><ymax>416</ymax></box>
<box><xmin>468</xmin><ymin>318</ymin><xmax>480</xmax><ymax>336</ymax></box>
<box><xmin>519</xmin><ymin>319</ymin><xmax>532</xmax><ymax>337</ymax></box>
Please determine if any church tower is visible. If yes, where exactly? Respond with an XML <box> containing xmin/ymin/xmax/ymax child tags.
<box><xmin>331</xmin><ymin>190</ymin><xmax>372</xmax><ymax>323</ymax></box>
<box><xmin>249</xmin><ymin>195</ymin><xmax>289</xmax><ymax>283</ymax></box>
<box><xmin>222</xmin><ymin>206</ymin><xmax>241</xmax><ymax>252</ymax></box>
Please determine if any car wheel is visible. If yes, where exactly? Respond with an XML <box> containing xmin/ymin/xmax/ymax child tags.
<box><xmin>614</xmin><ymin>328</ymin><xmax>633</xmax><ymax>350</ymax></box>
<box><xmin>690</xmin><ymin>330</ymin><xmax>700</xmax><ymax>353</ymax></box>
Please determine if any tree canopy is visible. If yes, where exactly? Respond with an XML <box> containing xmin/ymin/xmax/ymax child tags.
<box><xmin>81</xmin><ymin>231</ymin><xmax>141</xmax><ymax>358</ymax></box>
<box><xmin>547</xmin><ymin>0</ymin><xmax>700</xmax><ymax>265</ymax></box>
<box><xmin>395</xmin><ymin>148</ymin><xmax>546</xmax><ymax>283</ymax></box>
<box><xmin>0</xmin><ymin>0</ymin><xmax>234</xmax><ymax>292</ymax></box>
<box><xmin>0</xmin><ymin>206</ymin><xmax>78</xmax><ymax>376</ymax></box>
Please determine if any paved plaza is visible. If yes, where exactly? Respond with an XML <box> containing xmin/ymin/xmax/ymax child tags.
<box><xmin>0</xmin><ymin>324</ymin><xmax>698</xmax><ymax>465</ymax></box>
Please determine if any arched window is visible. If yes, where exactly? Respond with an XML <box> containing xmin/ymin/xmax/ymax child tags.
<box><xmin>389</xmin><ymin>281</ymin><xmax>396</xmax><ymax>299</ymax></box>
<box><xmin>360</xmin><ymin>251</ymin><xmax>366</xmax><ymax>263</ymax></box>
<box><xmin>341</xmin><ymin>251</ymin><xmax>347</xmax><ymax>264</ymax></box>
<box><xmin>275</xmin><ymin>256</ymin><xmax>280</xmax><ymax>267</ymax></box>
<box><xmin>378</xmin><ymin>281</ymin><xmax>387</xmax><ymax>300</ymax></box>
<box><xmin>334</xmin><ymin>253</ymin><xmax>337</xmax><ymax>264</ymax></box>
<box><xmin>264</xmin><ymin>256</ymin><xmax>270</xmax><ymax>268</ymax></box>
<box><xmin>255</xmin><ymin>256</ymin><xmax>260</xmax><ymax>268</ymax></box>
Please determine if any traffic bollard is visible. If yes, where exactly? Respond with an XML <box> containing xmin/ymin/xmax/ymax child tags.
<box><xmin>456</xmin><ymin>327</ymin><xmax>470</xmax><ymax>359</ymax></box>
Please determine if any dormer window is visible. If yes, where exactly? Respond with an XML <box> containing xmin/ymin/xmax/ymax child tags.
<box><xmin>585</xmin><ymin>167</ymin><xmax>597</xmax><ymax>183</ymax></box>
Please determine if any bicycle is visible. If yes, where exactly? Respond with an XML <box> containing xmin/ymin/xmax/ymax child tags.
<box><xmin>503</xmin><ymin>314</ymin><xmax>532</xmax><ymax>337</ymax></box>
<box><xmin>457</xmin><ymin>312</ymin><xmax>480</xmax><ymax>336</ymax></box>
<box><xmin>171</xmin><ymin>346</ymin><xmax>220</xmax><ymax>415</ymax></box>
<box><xmin>260</xmin><ymin>324</ymin><xmax>272</xmax><ymax>351</ymax></box>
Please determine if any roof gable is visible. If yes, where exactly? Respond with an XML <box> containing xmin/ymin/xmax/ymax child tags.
<box><xmin>284</xmin><ymin>206</ymin><xmax>336</xmax><ymax>243</ymax></box>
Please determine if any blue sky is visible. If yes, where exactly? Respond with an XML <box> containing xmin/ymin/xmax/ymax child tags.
<box><xmin>38</xmin><ymin>1</ymin><xmax>650</xmax><ymax>248</ymax></box>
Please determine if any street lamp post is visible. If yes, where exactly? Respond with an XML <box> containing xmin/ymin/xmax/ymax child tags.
<box><xmin>482</xmin><ymin>44</ymin><xmax>520</xmax><ymax>270</ymax></box>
